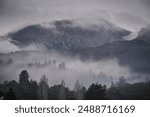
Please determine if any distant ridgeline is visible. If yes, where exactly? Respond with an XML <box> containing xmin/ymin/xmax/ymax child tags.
<box><xmin>0</xmin><ymin>70</ymin><xmax>150</xmax><ymax>100</ymax></box>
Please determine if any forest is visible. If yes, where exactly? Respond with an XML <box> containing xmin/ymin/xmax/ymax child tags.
<box><xmin>0</xmin><ymin>70</ymin><xmax>150</xmax><ymax>100</ymax></box>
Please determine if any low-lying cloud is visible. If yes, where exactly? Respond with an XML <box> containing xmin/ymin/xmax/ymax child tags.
<box><xmin>0</xmin><ymin>51</ymin><xmax>144</xmax><ymax>89</ymax></box>
<box><xmin>0</xmin><ymin>37</ymin><xmax>47</xmax><ymax>53</ymax></box>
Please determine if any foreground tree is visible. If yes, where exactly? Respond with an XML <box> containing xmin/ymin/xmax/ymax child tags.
<box><xmin>3</xmin><ymin>88</ymin><xmax>16</xmax><ymax>100</ymax></box>
<box><xmin>38</xmin><ymin>75</ymin><xmax>49</xmax><ymax>100</ymax></box>
<box><xmin>19</xmin><ymin>70</ymin><xmax>30</xmax><ymax>87</ymax></box>
<box><xmin>85</xmin><ymin>83</ymin><xmax>107</xmax><ymax>100</ymax></box>
<box><xmin>74</xmin><ymin>80</ymin><xmax>86</xmax><ymax>100</ymax></box>
<box><xmin>59</xmin><ymin>80</ymin><xmax>66</xmax><ymax>100</ymax></box>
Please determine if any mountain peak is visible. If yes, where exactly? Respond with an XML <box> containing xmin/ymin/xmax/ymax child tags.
<box><xmin>39</xmin><ymin>20</ymin><xmax>74</xmax><ymax>29</ymax></box>
<box><xmin>54</xmin><ymin>20</ymin><xmax>73</xmax><ymax>27</ymax></box>
<box><xmin>8</xmin><ymin>19</ymin><xmax>130</xmax><ymax>51</ymax></box>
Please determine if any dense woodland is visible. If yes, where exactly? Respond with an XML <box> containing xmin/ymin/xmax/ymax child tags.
<box><xmin>0</xmin><ymin>70</ymin><xmax>150</xmax><ymax>100</ymax></box>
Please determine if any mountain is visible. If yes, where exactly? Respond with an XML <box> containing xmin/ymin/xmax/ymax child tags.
<box><xmin>8</xmin><ymin>19</ymin><xmax>130</xmax><ymax>50</ymax></box>
<box><xmin>2</xmin><ymin>38</ymin><xmax>150</xmax><ymax>75</ymax></box>
<box><xmin>137</xmin><ymin>24</ymin><xmax>150</xmax><ymax>43</ymax></box>
<box><xmin>73</xmin><ymin>39</ymin><xmax>150</xmax><ymax>74</ymax></box>
<box><xmin>2</xmin><ymin>20</ymin><xmax>150</xmax><ymax>77</ymax></box>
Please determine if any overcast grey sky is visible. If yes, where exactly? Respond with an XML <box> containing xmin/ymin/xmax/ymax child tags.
<box><xmin>0</xmin><ymin>0</ymin><xmax>150</xmax><ymax>35</ymax></box>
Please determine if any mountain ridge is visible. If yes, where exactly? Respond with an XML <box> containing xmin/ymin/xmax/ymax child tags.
<box><xmin>137</xmin><ymin>24</ymin><xmax>150</xmax><ymax>43</ymax></box>
<box><xmin>8</xmin><ymin>19</ymin><xmax>131</xmax><ymax>50</ymax></box>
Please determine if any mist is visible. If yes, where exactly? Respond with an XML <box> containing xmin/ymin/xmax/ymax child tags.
<box><xmin>0</xmin><ymin>0</ymin><xmax>150</xmax><ymax>35</ymax></box>
<box><xmin>0</xmin><ymin>51</ymin><xmax>144</xmax><ymax>89</ymax></box>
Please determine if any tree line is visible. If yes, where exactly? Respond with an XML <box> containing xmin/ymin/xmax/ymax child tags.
<box><xmin>0</xmin><ymin>70</ymin><xmax>150</xmax><ymax>100</ymax></box>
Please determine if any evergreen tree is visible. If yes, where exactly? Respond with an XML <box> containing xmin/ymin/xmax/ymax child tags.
<box><xmin>74</xmin><ymin>80</ymin><xmax>85</xmax><ymax>100</ymax></box>
<box><xmin>38</xmin><ymin>75</ymin><xmax>49</xmax><ymax>100</ymax></box>
<box><xmin>19</xmin><ymin>70</ymin><xmax>30</xmax><ymax>86</ymax></box>
<box><xmin>85</xmin><ymin>83</ymin><xmax>106</xmax><ymax>100</ymax></box>
<box><xmin>4</xmin><ymin>88</ymin><xmax>16</xmax><ymax>100</ymax></box>
<box><xmin>59</xmin><ymin>80</ymin><xmax>66</xmax><ymax>100</ymax></box>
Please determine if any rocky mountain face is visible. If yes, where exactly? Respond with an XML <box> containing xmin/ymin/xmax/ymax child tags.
<box><xmin>137</xmin><ymin>24</ymin><xmax>150</xmax><ymax>43</ymax></box>
<box><xmin>8</xmin><ymin>19</ymin><xmax>130</xmax><ymax>50</ymax></box>
<box><xmin>72</xmin><ymin>39</ymin><xmax>150</xmax><ymax>74</ymax></box>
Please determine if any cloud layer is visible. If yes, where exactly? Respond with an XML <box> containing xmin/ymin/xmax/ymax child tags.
<box><xmin>0</xmin><ymin>0</ymin><xmax>150</xmax><ymax>35</ymax></box>
<box><xmin>0</xmin><ymin>51</ymin><xmax>138</xmax><ymax>89</ymax></box>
